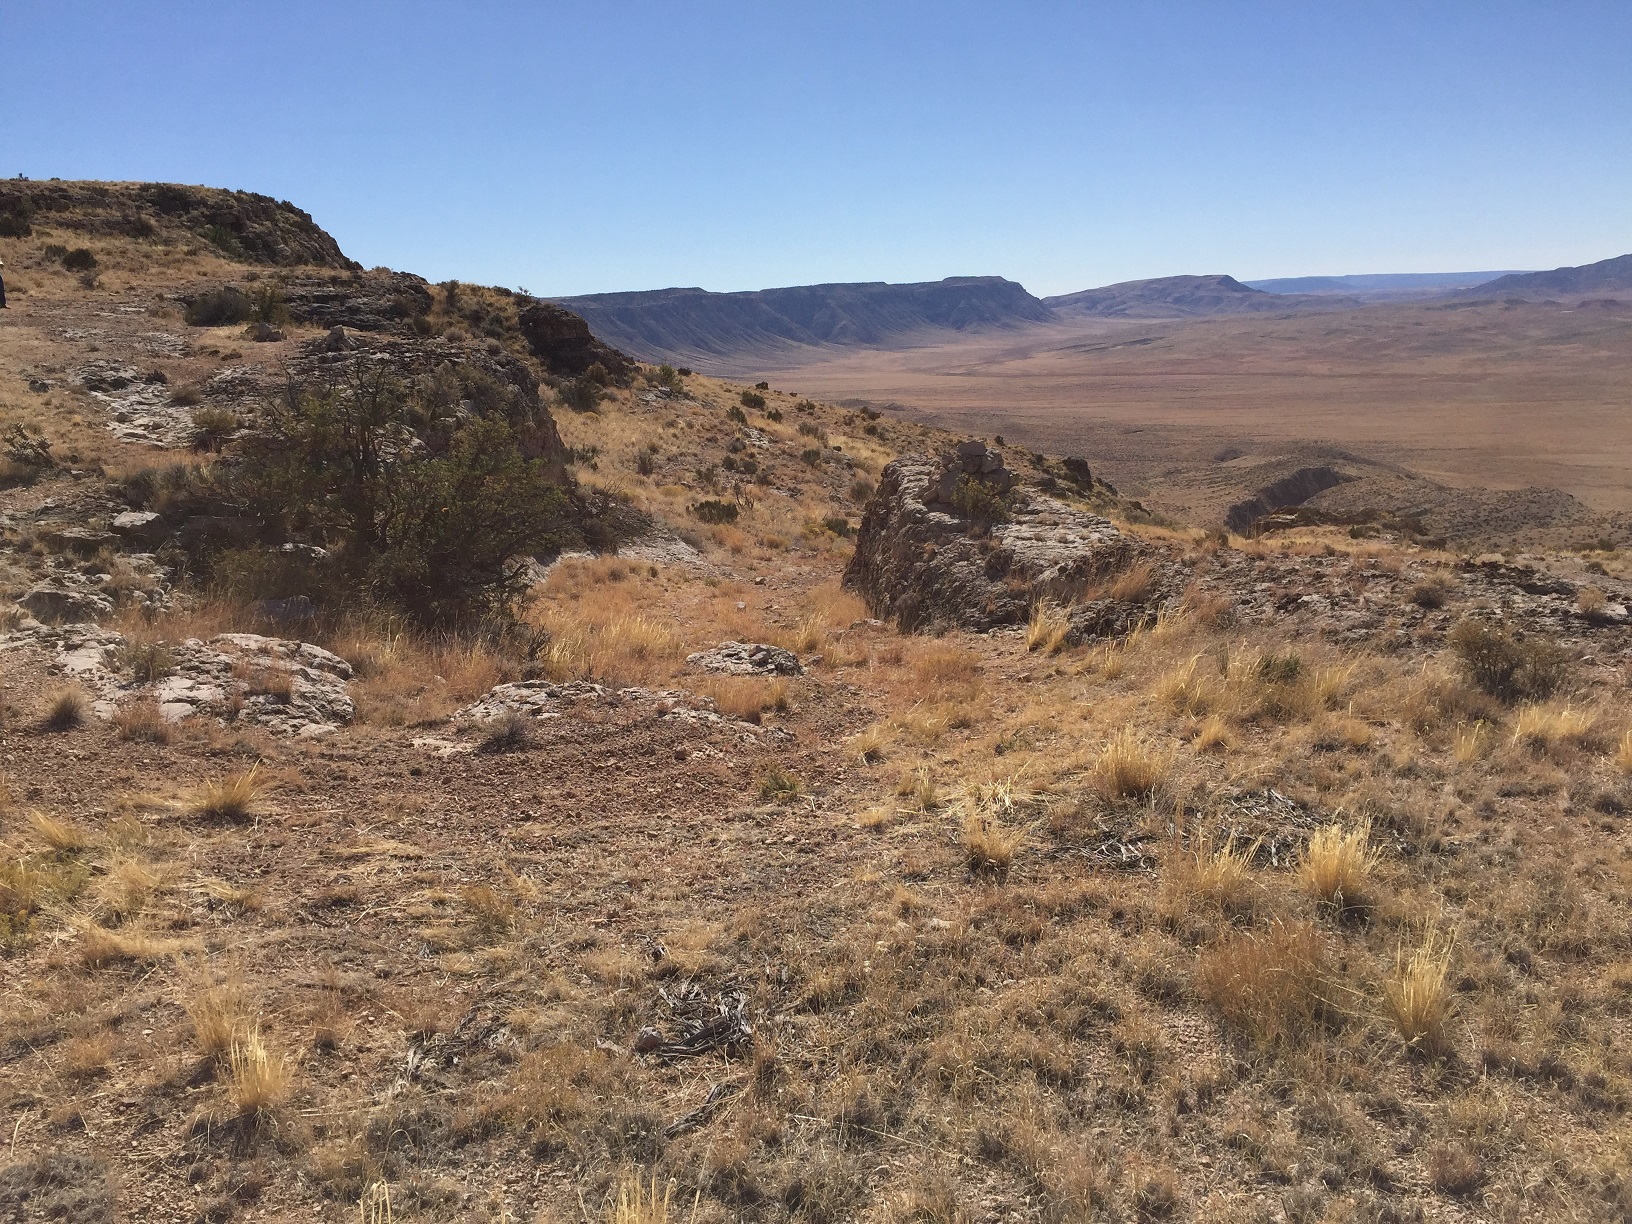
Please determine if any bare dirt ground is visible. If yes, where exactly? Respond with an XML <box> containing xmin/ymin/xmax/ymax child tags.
<box><xmin>4</xmin><ymin>217</ymin><xmax>1632</xmax><ymax>1223</ymax></box>
<box><xmin>740</xmin><ymin>300</ymin><xmax>1632</xmax><ymax>542</ymax></box>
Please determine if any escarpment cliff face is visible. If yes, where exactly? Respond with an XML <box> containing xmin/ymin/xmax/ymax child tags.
<box><xmin>844</xmin><ymin>442</ymin><xmax>1155</xmax><ymax>634</ymax></box>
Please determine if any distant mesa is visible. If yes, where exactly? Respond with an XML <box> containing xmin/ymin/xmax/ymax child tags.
<box><xmin>553</xmin><ymin>276</ymin><xmax>1050</xmax><ymax>365</ymax></box>
<box><xmin>1043</xmin><ymin>273</ymin><xmax>1342</xmax><ymax>319</ymax></box>
<box><xmin>1247</xmin><ymin>271</ymin><xmax>1526</xmax><ymax>297</ymax></box>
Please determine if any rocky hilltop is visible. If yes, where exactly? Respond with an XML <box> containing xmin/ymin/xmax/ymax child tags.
<box><xmin>0</xmin><ymin>180</ymin><xmax>356</xmax><ymax>268</ymax></box>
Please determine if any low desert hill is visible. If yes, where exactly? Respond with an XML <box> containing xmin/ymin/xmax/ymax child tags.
<box><xmin>1247</xmin><ymin>270</ymin><xmax>1525</xmax><ymax>300</ymax></box>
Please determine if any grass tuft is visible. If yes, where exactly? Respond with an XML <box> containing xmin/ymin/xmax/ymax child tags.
<box><xmin>41</xmin><ymin>686</ymin><xmax>87</xmax><ymax>732</ymax></box>
<box><xmin>1297</xmin><ymin>820</ymin><xmax>1379</xmax><ymax>917</ymax></box>
<box><xmin>963</xmin><ymin>812</ymin><xmax>1023</xmax><ymax>874</ymax></box>
<box><xmin>1090</xmin><ymin>727</ymin><xmax>1169</xmax><ymax>800</ymax></box>
<box><xmin>1382</xmin><ymin>934</ymin><xmax>1454</xmax><ymax>1058</ymax></box>
<box><xmin>186</xmin><ymin>764</ymin><xmax>266</xmax><ymax>821</ymax></box>
<box><xmin>1026</xmin><ymin>602</ymin><xmax>1072</xmax><ymax>654</ymax></box>
<box><xmin>28</xmin><ymin>810</ymin><xmax>90</xmax><ymax>853</ymax></box>
<box><xmin>228</xmin><ymin>1023</ymin><xmax>292</xmax><ymax>1116</ymax></box>
<box><xmin>113</xmin><ymin>699</ymin><xmax>171</xmax><ymax>743</ymax></box>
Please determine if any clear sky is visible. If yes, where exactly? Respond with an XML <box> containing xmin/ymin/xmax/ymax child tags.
<box><xmin>5</xmin><ymin>2</ymin><xmax>1629</xmax><ymax>296</ymax></box>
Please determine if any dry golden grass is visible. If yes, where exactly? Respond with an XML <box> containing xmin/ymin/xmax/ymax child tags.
<box><xmin>1509</xmin><ymin>702</ymin><xmax>1602</xmax><ymax>754</ymax></box>
<box><xmin>896</xmin><ymin>767</ymin><xmax>940</xmax><ymax>812</ymax></box>
<box><xmin>1619</xmin><ymin>730</ymin><xmax>1632</xmax><ymax>773</ymax></box>
<box><xmin>1298</xmin><ymin>820</ymin><xmax>1379</xmax><ymax>916</ymax></box>
<box><xmin>1454</xmin><ymin>720</ymin><xmax>1490</xmax><ymax>764</ymax></box>
<box><xmin>849</xmin><ymin>721</ymin><xmax>894</xmax><ymax>764</ymax></box>
<box><xmin>93</xmin><ymin>857</ymin><xmax>160</xmax><ymax>923</ymax></box>
<box><xmin>194</xmin><ymin>876</ymin><xmax>262</xmax><ymax>913</ymax></box>
<box><xmin>1382</xmin><ymin>934</ymin><xmax>1454</xmax><ymax>1058</ymax></box>
<box><xmin>606</xmin><ymin>1171</ymin><xmax>682</xmax><ymax>1224</ymax></box>
<box><xmin>186</xmin><ymin>763</ymin><xmax>266</xmax><ymax>821</ymax></box>
<box><xmin>78</xmin><ymin>921</ymin><xmax>200</xmax><ymax>967</ymax></box>
<box><xmin>693</xmin><ymin>675</ymin><xmax>790</xmax><ymax>723</ymax></box>
<box><xmin>228</xmin><ymin>1023</ymin><xmax>292</xmax><ymax>1116</ymax></box>
<box><xmin>1161</xmin><ymin>832</ymin><xmax>1259</xmax><ymax>921</ymax></box>
<box><xmin>40</xmin><ymin>686</ymin><xmax>87</xmax><ymax>732</ymax></box>
<box><xmin>1195</xmin><ymin>919</ymin><xmax>1337</xmax><ymax>1047</ymax></box>
<box><xmin>62</xmin><ymin>1031</ymin><xmax>117</xmax><ymax>1080</ymax></box>
<box><xmin>962</xmin><ymin>811</ymin><xmax>1024</xmax><ymax>873</ymax></box>
<box><xmin>1193</xmin><ymin>713</ymin><xmax>1235</xmax><ymax>752</ymax></box>
<box><xmin>28</xmin><ymin>809</ymin><xmax>90</xmax><ymax>853</ymax></box>
<box><xmin>1026</xmin><ymin>602</ymin><xmax>1072</xmax><ymax>654</ymax></box>
<box><xmin>1090</xmin><ymin>727</ymin><xmax>1170</xmax><ymax>800</ymax></box>
<box><xmin>112</xmin><ymin>699</ymin><xmax>171</xmax><ymax>743</ymax></box>
<box><xmin>1108</xmin><ymin>560</ymin><xmax>1158</xmax><ymax>603</ymax></box>
<box><xmin>182</xmin><ymin>971</ymin><xmax>251</xmax><ymax>1057</ymax></box>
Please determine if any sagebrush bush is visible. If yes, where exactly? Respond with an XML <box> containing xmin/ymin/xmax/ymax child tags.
<box><xmin>1448</xmin><ymin>619</ymin><xmax>1569</xmax><ymax>701</ymax></box>
<box><xmin>740</xmin><ymin>390</ymin><xmax>767</xmax><ymax>412</ymax></box>
<box><xmin>184</xmin><ymin>286</ymin><xmax>254</xmax><ymax>326</ymax></box>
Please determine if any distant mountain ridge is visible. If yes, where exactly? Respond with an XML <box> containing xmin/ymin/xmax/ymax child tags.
<box><xmin>1466</xmin><ymin>253</ymin><xmax>1632</xmax><ymax>299</ymax></box>
<box><xmin>553</xmin><ymin>251</ymin><xmax>1630</xmax><ymax>368</ymax></box>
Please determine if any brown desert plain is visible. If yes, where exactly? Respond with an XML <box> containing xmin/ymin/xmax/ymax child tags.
<box><xmin>743</xmin><ymin>299</ymin><xmax>1632</xmax><ymax>538</ymax></box>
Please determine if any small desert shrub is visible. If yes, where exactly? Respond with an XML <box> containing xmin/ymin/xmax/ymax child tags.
<box><xmin>1195</xmin><ymin>919</ymin><xmax>1337</xmax><ymax>1047</ymax></box>
<box><xmin>759</xmin><ymin>765</ymin><xmax>801</xmax><ymax>802</ymax></box>
<box><xmin>191</xmin><ymin>406</ymin><xmax>239</xmax><ymax>450</ymax></box>
<box><xmin>1448</xmin><ymin>619</ymin><xmax>1570</xmax><ymax>701</ymax></box>
<box><xmin>169</xmin><ymin>383</ymin><xmax>203</xmax><ymax>407</ymax></box>
<box><xmin>1382</xmin><ymin>935</ymin><xmax>1454</xmax><ymax>1058</ymax></box>
<box><xmin>1409</xmin><ymin>579</ymin><xmax>1450</xmax><ymax>609</ymax></box>
<box><xmin>41</xmin><ymin>686</ymin><xmax>87</xmax><ymax>732</ymax></box>
<box><xmin>848</xmin><ymin>478</ymin><xmax>875</xmax><ymax>504</ymax></box>
<box><xmin>184</xmin><ymin>286</ymin><xmax>254</xmax><ymax>327</ymax></box>
<box><xmin>1026</xmin><ymin>602</ymin><xmax>1071</xmax><ymax>654</ymax></box>
<box><xmin>740</xmin><ymin>390</ymin><xmax>766</xmax><ymax>412</ymax></box>
<box><xmin>1298</xmin><ymin>820</ymin><xmax>1379</xmax><ymax>917</ymax></box>
<box><xmin>117</xmin><ymin>640</ymin><xmax>175</xmax><ymax>682</ymax></box>
<box><xmin>948</xmin><ymin>475</ymin><xmax>1010</xmax><ymax>527</ymax></box>
<box><xmin>479</xmin><ymin>709</ymin><xmax>533</xmax><ymax>753</ymax></box>
<box><xmin>250</xmin><ymin>285</ymin><xmax>290</xmax><ymax>325</ymax></box>
<box><xmin>1091</xmin><ymin>727</ymin><xmax>1169</xmax><ymax>800</ymax></box>
<box><xmin>187</xmin><ymin>765</ymin><xmax>265</xmax><ymax>821</ymax></box>
<box><xmin>963</xmin><ymin>812</ymin><xmax>1023</xmax><ymax>874</ymax></box>
<box><xmin>1427</xmin><ymin>1143</ymin><xmax>1483</xmax><ymax>1197</ymax></box>
<box><xmin>62</xmin><ymin>247</ymin><xmax>97</xmax><ymax>272</ymax></box>
<box><xmin>692</xmin><ymin>499</ymin><xmax>740</xmax><ymax>525</ymax></box>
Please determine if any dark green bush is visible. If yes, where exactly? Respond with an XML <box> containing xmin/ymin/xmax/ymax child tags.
<box><xmin>949</xmin><ymin>475</ymin><xmax>1011</xmax><ymax>526</ymax></box>
<box><xmin>693</xmin><ymin>500</ymin><xmax>740</xmax><ymax>525</ymax></box>
<box><xmin>726</xmin><ymin>405</ymin><xmax>747</xmax><ymax>425</ymax></box>
<box><xmin>823</xmin><ymin>516</ymin><xmax>852</xmax><ymax>538</ymax></box>
<box><xmin>251</xmin><ymin>285</ymin><xmax>290</xmax><ymax>325</ymax></box>
<box><xmin>1448</xmin><ymin>620</ymin><xmax>1569</xmax><ymax>701</ymax></box>
<box><xmin>184</xmin><ymin>287</ymin><xmax>254</xmax><ymax>327</ymax></box>
<box><xmin>558</xmin><ymin>378</ymin><xmax>601</xmax><ymax>413</ymax></box>
<box><xmin>740</xmin><ymin>390</ymin><xmax>766</xmax><ymax>412</ymax></box>
<box><xmin>62</xmin><ymin>248</ymin><xmax>97</xmax><ymax>272</ymax></box>
<box><xmin>764</xmin><ymin>407</ymin><xmax>783</xmax><ymax>423</ymax></box>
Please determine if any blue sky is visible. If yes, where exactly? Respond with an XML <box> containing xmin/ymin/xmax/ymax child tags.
<box><xmin>5</xmin><ymin>2</ymin><xmax>1629</xmax><ymax>295</ymax></box>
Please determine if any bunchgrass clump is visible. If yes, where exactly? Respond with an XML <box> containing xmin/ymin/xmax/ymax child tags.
<box><xmin>1382</xmin><ymin>934</ymin><xmax>1454</xmax><ymax>1058</ymax></box>
<box><xmin>41</xmin><ymin>686</ymin><xmax>86</xmax><ymax>732</ymax></box>
<box><xmin>187</xmin><ymin>764</ymin><xmax>266</xmax><ymax>821</ymax></box>
<box><xmin>1298</xmin><ymin>820</ymin><xmax>1379</xmax><ymax>917</ymax></box>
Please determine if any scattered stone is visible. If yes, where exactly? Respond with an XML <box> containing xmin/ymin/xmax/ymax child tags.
<box><xmin>686</xmin><ymin>642</ymin><xmax>802</xmax><ymax>676</ymax></box>
<box><xmin>317</xmin><ymin>325</ymin><xmax>362</xmax><ymax>352</ymax></box>
<box><xmin>111</xmin><ymin>510</ymin><xmax>166</xmax><ymax>545</ymax></box>
<box><xmin>42</xmin><ymin>526</ymin><xmax>116</xmax><ymax>555</ymax></box>
<box><xmin>244</xmin><ymin>321</ymin><xmax>285</xmax><ymax>342</ymax></box>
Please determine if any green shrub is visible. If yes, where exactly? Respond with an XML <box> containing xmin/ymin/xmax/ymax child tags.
<box><xmin>823</xmin><ymin>516</ymin><xmax>852</xmax><ymax>538</ymax></box>
<box><xmin>62</xmin><ymin>248</ymin><xmax>97</xmax><ymax>272</ymax></box>
<box><xmin>184</xmin><ymin>287</ymin><xmax>254</xmax><ymax>327</ymax></box>
<box><xmin>800</xmin><ymin>448</ymin><xmax>825</xmax><ymax>468</ymax></box>
<box><xmin>251</xmin><ymin>285</ymin><xmax>290</xmax><ymax>325</ymax></box>
<box><xmin>693</xmin><ymin>500</ymin><xmax>740</xmax><ymax>525</ymax></box>
<box><xmin>740</xmin><ymin>390</ymin><xmax>766</xmax><ymax>412</ymax></box>
<box><xmin>200</xmin><ymin>224</ymin><xmax>245</xmax><ymax>258</ymax></box>
<box><xmin>949</xmin><ymin>475</ymin><xmax>1011</xmax><ymax>526</ymax></box>
<box><xmin>764</xmin><ymin>407</ymin><xmax>783</xmax><ymax>423</ymax></box>
<box><xmin>726</xmin><ymin>405</ymin><xmax>747</xmax><ymax>425</ymax></box>
<box><xmin>116</xmin><ymin>641</ymin><xmax>175</xmax><ymax>683</ymax></box>
<box><xmin>1448</xmin><ymin>620</ymin><xmax>1569</xmax><ymax>701</ymax></box>
<box><xmin>558</xmin><ymin>378</ymin><xmax>601</xmax><ymax>413</ymax></box>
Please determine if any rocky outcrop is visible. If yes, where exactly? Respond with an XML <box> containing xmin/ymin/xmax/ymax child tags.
<box><xmin>517</xmin><ymin>302</ymin><xmax>634</xmax><ymax>381</ymax></box>
<box><xmin>844</xmin><ymin>444</ymin><xmax>1145</xmax><ymax>633</ymax></box>
<box><xmin>0</xmin><ymin>180</ymin><xmax>356</xmax><ymax>267</ymax></box>
<box><xmin>20</xmin><ymin>576</ymin><xmax>115</xmax><ymax>624</ymax></box>
<box><xmin>0</xmin><ymin>623</ymin><xmax>354</xmax><ymax>736</ymax></box>
<box><xmin>279</xmin><ymin>271</ymin><xmax>433</xmax><ymax>332</ymax></box>
<box><xmin>686</xmin><ymin>642</ymin><xmax>803</xmax><ymax>676</ymax></box>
